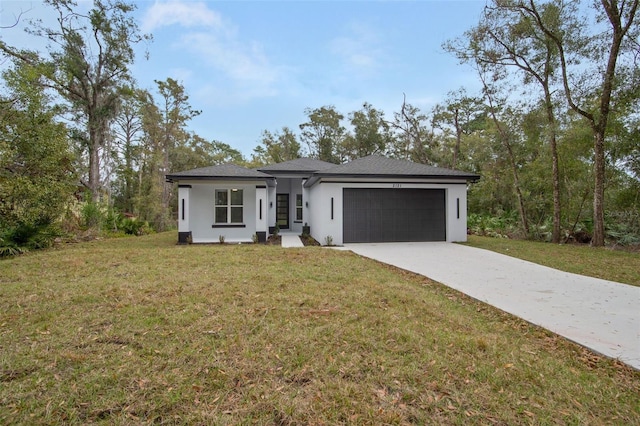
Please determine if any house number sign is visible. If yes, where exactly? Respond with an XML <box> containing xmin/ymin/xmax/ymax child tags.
<box><xmin>393</xmin><ymin>183</ymin><xmax>402</xmax><ymax>188</ymax></box>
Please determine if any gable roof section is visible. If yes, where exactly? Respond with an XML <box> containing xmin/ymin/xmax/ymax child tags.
<box><xmin>304</xmin><ymin>155</ymin><xmax>480</xmax><ymax>187</ymax></box>
<box><xmin>257</xmin><ymin>157</ymin><xmax>336</xmax><ymax>175</ymax></box>
<box><xmin>166</xmin><ymin>164</ymin><xmax>275</xmax><ymax>184</ymax></box>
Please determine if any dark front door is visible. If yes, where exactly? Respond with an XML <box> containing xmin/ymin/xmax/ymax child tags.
<box><xmin>276</xmin><ymin>194</ymin><xmax>289</xmax><ymax>230</ymax></box>
<box><xmin>343</xmin><ymin>188</ymin><xmax>446</xmax><ymax>243</ymax></box>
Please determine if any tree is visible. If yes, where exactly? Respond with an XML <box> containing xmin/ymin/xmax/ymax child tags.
<box><xmin>188</xmin><ymin>137</ymin><xmax>245</xmax><ymax>167</ymax></box>
<box><xmin>0</xmin><ymin>0</ymin><xmax>150</xmax><ymax>202</ymax></box>
<box><xmin>388</xmin><ymin>96</ymin><xmax>439</xmax><ymax>165</ymax></box>
<box><xmin>299</xmin><ymin>106</ymin><xmax>345</xmax><ymax>163</ymax></box>
<box><xmin>139</xmin><ymin>78</ymin><xmax>200</xmax><ymax>231</ymax></box>
<box><xmin>111</xmin><ymin>87</ymin><xmax>146</xmax><ymax>213</ymax></box>
<box><xmin>504</xmin><ymin>0</ymin><xmax>639</xmax><ymax>246</ymax></box>
<box><xmin>445</xmin><ymin>2</ymin><xmax>568</xmax><ymax>242</ymax></box>
<box><xmin>431</xmin><ymin>88</ymin><xmax>486</xmax><ymax>170</ymax></box>
<box><xmin>341</xmin><ymin>102</ymin><xmax>392</xmax><ymax>161</ymax></box>
<box><xmin>253</xmin><ymin>127</ymin><xmax>302</xmax><ymax>165</ymax></box>
<box><xmin>0</xmin><ymin>61</ymin><xmax>76</xmax><ymax>246</ymax></box>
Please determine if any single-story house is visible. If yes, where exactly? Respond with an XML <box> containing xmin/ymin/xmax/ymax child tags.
<box><xmin>165</xmin><ymin>155</ymin><xmax>480</xmax><ymax>245</ymax></box>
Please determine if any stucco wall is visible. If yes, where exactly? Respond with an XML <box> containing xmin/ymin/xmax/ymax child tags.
<box><xmin>308</xmin><ymin>180</ymin><xmax>470</xmax><ymax>245</ymax></box>
<box><xmin>187</xmin><ymin>181</ymin><xmax>259</xmax><ymax>243</ymax></box>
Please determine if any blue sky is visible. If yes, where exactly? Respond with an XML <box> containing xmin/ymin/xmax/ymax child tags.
<box><xmin>1</xmin><ymin>1</ymin><xmax>487</xmax><ymax>156</ymax></box>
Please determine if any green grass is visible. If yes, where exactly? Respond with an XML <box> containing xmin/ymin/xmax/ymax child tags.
<box><xmin>465</xmin><ymin>235</ymin><xmax>640</xmax><ymax>287</ymax></box>
<box><xmin>1</xmin><ymin>232</ymin><xmax>638</xmax><ymax>424</ymax></box>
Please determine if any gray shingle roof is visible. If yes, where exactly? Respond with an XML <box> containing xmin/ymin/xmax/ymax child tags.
<box><xmin>166</xmin><ymin>164</ymin><xmax>274</xmax><ymax>182</ymax></box>
<box><xmin>304</xmin><ymin>155</ymin><xmax>479</xmax><ymax>186</ymax></box>
<box><xmin>320</xmin><ymin>155</ymin><xmax>479</xmax><ymax>177</ymax></box>
<box><xmin>257</xmin><ymin>157</ymin><xmax>336</xmax><ymax>174</ymax></box>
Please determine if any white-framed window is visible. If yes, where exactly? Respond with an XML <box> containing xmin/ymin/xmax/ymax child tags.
<box><xmin>296</xmin><ymin>194</ymin><xmax>303</xmax><ymax>221</ymax></box>
<box><xmin>215</xmin><ymin>189</ymin><xmax>243</xmax><ymax>224</ymax></box>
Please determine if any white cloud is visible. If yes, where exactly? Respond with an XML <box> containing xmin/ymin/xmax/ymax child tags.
<box><xmin>141</xmin><ymin>0</ymin><xmax>224</xmax><ymax>33</ymax></box>
<box><xmin>329</xmin><ymin>22</ymin><xmax>383</xmax><ymax>74</ymax></box>
<box><xmin>179</xmin><ymin>32</ymin><xmax>280</xmax><ymax>99</ymax></box>
<box><xmin>140</xmin><ymin>1</ymin><xmax>283</xmax><ymax>103</ymax></box>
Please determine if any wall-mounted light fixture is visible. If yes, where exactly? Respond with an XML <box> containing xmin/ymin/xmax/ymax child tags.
<box><xmin>305</xmin><ymin>201</ymin><xmax>309</xmax><ymax>208</ymax></box>
<box><xmin>270</xmin><ymin>201</ymin><xmax>273</xmax><ymax>208</ymax></box>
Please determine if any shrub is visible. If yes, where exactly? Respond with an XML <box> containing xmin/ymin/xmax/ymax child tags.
<box><xmin>606</xmin><ymin>210</ymin><xmax>640</xmax><ymax>246</ymax></box>
<box><xmin>81</xmin><ymin>201</ymin><xmax>106</xmax><ymax>230</ymax></box>
<box><xmin>467</xmin><ymin>212</ymin><xmax>517</xmax><ymax>238</ymax></box>
<box><xmin>0</xmin><ymin>222</ymin><xmax>62</xmax><ymax>258</ymax></box>
<box><xmin>121</xmin><ymin>217</ymin><xmax>153</xmax><ymax>236</ymax></box>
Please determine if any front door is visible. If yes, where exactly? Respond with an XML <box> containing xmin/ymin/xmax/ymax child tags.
<box><xmin>276</xmin><ymin>194</ymin><xmax>289</xmax><ymax>230</ymax></box>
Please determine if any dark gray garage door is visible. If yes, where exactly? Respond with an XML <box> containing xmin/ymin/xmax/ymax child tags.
<box><xmin>343</xmin><ymin>188</ymin><xmax>446</xmax><ymax>243</ymax></box>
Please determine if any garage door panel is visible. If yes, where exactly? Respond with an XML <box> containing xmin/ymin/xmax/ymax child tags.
<box><xmin>343</xmin><ymin>188</ymin><xmax>446</xmax><ymax>243</ymax></box>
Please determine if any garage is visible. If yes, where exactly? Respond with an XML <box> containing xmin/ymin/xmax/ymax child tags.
<box><xmin>343</xmin><ymin>188</ymin><xmax>446</xmax><ymax>243</ymax></box>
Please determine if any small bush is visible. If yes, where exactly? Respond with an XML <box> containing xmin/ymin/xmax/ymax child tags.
<box><xmin>467</xmin><ymin>212</ymin><xmax>517</xmax><ymax>238</ymax></box>
<box><xmin>121</xmin><ymin>218</ymin><xmax>153</xmax><ymax>236</ymax></box>
<box><xmin>606</xmin><ymin>211</ymin><xmax>640</xmax><ymax>246</ymax></box>
<box><xmin>0</xmin><ymin>222</ymin><xmax>62</xmax><ymax>258</ymax></box>
<box><xmin>81</xmin><ymin>201</ymin><xmax>106</xmax><ymax>230</ymax></box>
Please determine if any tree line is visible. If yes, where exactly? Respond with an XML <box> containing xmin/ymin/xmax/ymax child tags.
<box><xmin>1</xmin><ymin>0</ymin><xmax>638</xmax><ymax>255</ymax></box>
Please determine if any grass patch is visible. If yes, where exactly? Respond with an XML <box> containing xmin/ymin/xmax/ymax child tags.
<box><xmin>1</xmin><ymin>232</ymin><xmax>638</xmax><ymax>424</ymax></box>
<box><xmin>465</xmin><ymin>235</ymin><xmax>640</xmax><ymax>287</ymax></box>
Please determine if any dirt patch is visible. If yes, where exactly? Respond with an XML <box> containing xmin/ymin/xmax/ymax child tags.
<box><xmin>266</xmin><ymin>235</ymin><xmax>281</xmax><ymax>245</ymax></box>
<box><xmin>300</xmin><ymin>235</ymin><xmax>321</xmax><ymax>246</ymax></box>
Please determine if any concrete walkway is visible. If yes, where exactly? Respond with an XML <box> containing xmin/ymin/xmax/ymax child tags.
<box><xmin>280</xmin><ymin>232</ymin><xmax>304</xmax><ymax>248</ymax></box>
<box><xmin>343</xmin><ymin>242</ymin><xmax>640</xmax><ymax>370</ymax></box>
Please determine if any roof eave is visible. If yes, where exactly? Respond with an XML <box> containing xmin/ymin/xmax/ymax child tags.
<box><xmin>304</xmin><ymin>173</ymin><xmax>479</xmax><ymax>187</ymax></box>
<box><xmin>166</xmin><ymin>175</ymin><xmax>276</xmax><ymax>186</ymax></box>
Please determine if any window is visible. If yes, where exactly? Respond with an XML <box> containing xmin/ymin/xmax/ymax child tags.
<box><xmin>215</xmin><ymin>189</ymin><xmax>243</xmax><ymax>224</ymax></box>
<box><xmin>296</xmin><ymin>194</ymin><xmax>303</xmax><ymax>222</ymax></box>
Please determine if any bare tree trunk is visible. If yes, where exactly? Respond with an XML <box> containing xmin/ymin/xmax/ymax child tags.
<box><xmin>544</xmin><ymin>94</ymin><xmax>561</xmax><ymax>243</ymax></box>
<box><xmin>592</xmin><ymin>130</ymin><xmax>606</xmax><ymax>246</ymax></box>
<box><xmin>88</xmin><ymin>128</ymin><xmax>101</xmax><ymax>203</ymax></box>
<box><xmin>452</xmin><ymin>108</ymin><xmax>462</xmax><ymax>169</ymax></box>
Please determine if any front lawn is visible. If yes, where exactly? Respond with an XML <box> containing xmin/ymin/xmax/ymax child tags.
<box><xmin>1</xmin><ymin>233</ymin><xmax>638</xmax><ymax>424</ymax></box>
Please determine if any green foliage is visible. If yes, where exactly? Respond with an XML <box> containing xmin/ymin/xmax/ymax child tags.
<box><xmin>78</xmin><ymin>200</ymin><xmax>153</xmax><ymax>237</ymax></box>
<box><xmin>0</xmin><ymin>61</ymin><xmax>76</xmax><ymax>255</ymax></box>
<box><xmin>0</xmin><ymin>222</ymin><xmax>62</xmax><ymax>258</ymax></box>
<box><xmin>467</xmin><ymin>212</ymin><xmax>519</xmax><ymax>238</ymax></box>
<box><xmin>341</xmin><ymin>102</ymin><xmax>392</xmax><ymax>161</ymax></box>
<box><xmin>120</xmin><ymin>217</ymin><xmax>153</xmax><ymax>236</ymax></box>
<box><xmin>299</xmin><ymin>105</ymin><xmax>345</xmax><ymax>163</ymax></box>
<box><xmin>81</xmin><ymin>201</ymin><xmax>107</xmax><ymax>230</ymax></box>
<box><xmin>252</xmin><ymin>127</ymin><xmax>302</xmax><ymax>165</ymax></box>
<box><xmin>606</xmin><ymin>211</ymin><xmax>640</xmax><ymax>246</ymax></box>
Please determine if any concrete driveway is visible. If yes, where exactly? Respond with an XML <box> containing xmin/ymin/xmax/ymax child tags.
<box><xmin>343</xmin><ymin>242</ymin><xmax>640</xmax><ymax>370</ymax></box>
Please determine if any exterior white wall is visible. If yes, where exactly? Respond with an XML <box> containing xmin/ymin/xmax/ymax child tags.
<box><xmin>267</xmin><ymin>186</ymin><xmax>276</xmax><ymax>232</ymax></box>
<box><xmin>302</xmin><ymin>179</ymin><xmax>311</xmax><ymax>230</ymax></box>
<box><xmin>308</xmin><ymin>180</ymin><xmax>470</xmax><ymax>245</ymax></box>
<box><xmin>307</xmin><ymin>183</ymin><xmax>343</xmax><ymax>245</ymax></box>
<box><xmin>255</xmin><ymin>187</ymin><xmax>267</xmax><ymax>234</ymax></box>
<box><xmin>184</xmin><ymin>181</ymin><xmax>260</xmax><ymax>243</ymax></box>
<box><xmin>446</xmin><ymin>184</ymin><xmax>469</xmax><ymax>242</ymax></box>
<box><xmin>178</xmin><ymin>186</ymin><xmax>190</xmax><ymax>233</ymax></box>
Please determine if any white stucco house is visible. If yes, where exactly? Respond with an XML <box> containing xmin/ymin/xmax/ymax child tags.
<box><xmin>165</xmin><ymin>155</ymin><xmax>480</xmax><ymax>245</ymax></box>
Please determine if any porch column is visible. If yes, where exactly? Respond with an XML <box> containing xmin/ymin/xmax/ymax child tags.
<box><xmin>177</xmin><ymin>185</ymin><xmax>192</xmax><ymax>244</ymax></box>
<box><xmin>267</xmin><ymin>185</ymin><xmax>277</xmax><ymax>235</ymax></box>
<box><xmin>255</xmin><ymin>186</ymin><xmax>267</xmax><ymax>243</ymax></box>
